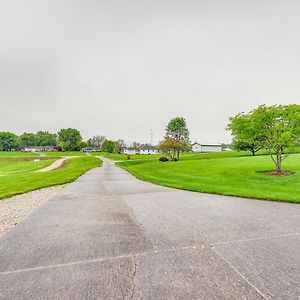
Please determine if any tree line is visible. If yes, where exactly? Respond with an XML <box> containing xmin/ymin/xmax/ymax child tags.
<box><xmin>0</xmin><ymin>129</ymin><xmax>98</xmax><ymax>152</ymax></box>
<box><xmin>0</xmin><ymin>127</ymin><xmax>153</xmax><ymax>154</ymax></box>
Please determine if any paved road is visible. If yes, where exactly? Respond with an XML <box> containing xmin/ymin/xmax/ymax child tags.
<box><xmin>0</xmin><ymin>158</ymin><xmax>299</xmax><ymax>299</ymax></box>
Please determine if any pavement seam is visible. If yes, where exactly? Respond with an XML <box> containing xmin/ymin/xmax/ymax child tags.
<box><xmin>0</xmin><ymin>245</ymin><xmax>204</xmax><ymax>276</ymax></box>
<box><xmin>211</xmin><ymin>246</ymin><xmax>269</xmax><ymax>300</ymax></box>
<box><xmin>211</xmin><ymin>232</ymin><xmax>300</xmax><ymax>246</ymax></box>
<box><xmin>2</xmin><ymin>233</ymin><xmax>299</xmax><ymax>276</ymax></box>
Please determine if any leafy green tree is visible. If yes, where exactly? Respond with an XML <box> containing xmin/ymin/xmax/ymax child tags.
<box><xmin>19</xmin><ymin>133</ymin><xmax>37</xmax><ymax>148</ymax></box>
<box><xmin>57</xmin><ymin>128</ymin><xmax>82</xmax><ymax>151</ymax></box>
<box><xmin>101</xmin><ymin>140</ymin><xmax>116</xmax><ymax>153</ymax></box>
<box><xmin>227</xmin><ymin>113</ymin><xmax>264</xmax><ymax>156</ymax></box>
<box><xmin>162</xmin><ymin>117</ymin><xmax>190</xmax><ymax>160</ymax></box>
<box><xmin>0</xmin><ymin>132</ymin><xmax>19</xmax><ymax>151</ymax></box>
<box><xmin>80</xmin><ymin>141</ymin><xmax>88</xmax><ymax>149</ymax></box>
<box><xmin>253</xmin><ymin>105</ymin><xmax>300</xmax><ymax>171</ymax></box>
<box><xmin>36</xmin><ymin>131</ymin><xmax>57</xmax><ymax>146</ymax></box>
<box><xmin>228</xmin><ymin>104</ymin><xmax>300</xmax><ymax>172</ymax></box>
<box><xmin>159</xmin><ymin>139</ymin><xmax>189</xmax><ymax>161</ymax></box>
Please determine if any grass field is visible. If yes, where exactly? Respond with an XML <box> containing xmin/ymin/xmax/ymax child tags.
<box><xmin>93</xmin><ymin>149</ymin><xmax>300</xmax><ymax>161</ymax></box>
<box><xmin>0</xmin><ymin>151</ymin><xmax>39</xmax><ymax>157</ymax></box>
<box><xmin>0</xmin><ymin>156</ymin><xmax>102</xmax><ymax>199</ymax></box>
<box><xmin>118</xmin><ymin>152</ymin><xmax>300</xmax><ymax>203</ymax></box>
<box><xmin>91</xmin><ymin>152</ymin><xmax>163</xmax><ymax>161</ymax></box>
<box><xmin>0</xmin><ymin>157</ymin><xmax>56</xmax><ymax>175</ymax></box>
<box><xmin>41</xmin><ymin>151</ymin><xmax>86</xmax><ymax>157</ymax></box>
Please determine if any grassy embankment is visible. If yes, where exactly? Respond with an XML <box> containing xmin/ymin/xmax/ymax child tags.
<box><xmin>117</xmin><ymin>152</ymin><xmax>300</xmax><ymax>203</ymax></box>
<box><xmin>0</xmin><ymin>156</ymin><xmax>102</xmax><ymax>199</ymax></box>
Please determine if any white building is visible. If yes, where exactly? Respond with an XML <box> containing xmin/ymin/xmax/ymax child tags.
<box><xmin>22</xmin><ymin>146</ymin><xmax>58</xmax><ymax>152</ymax></box>
<box><xmin>192</xmin><ymin>143</ymin><xmax>222</xmax><ymax>153</ymax></box>
<box><xmin>123</xmin><ymin>148</ymin><xmax>139</xmax><ymax>155</ymax></box>
<box><xmin>123</xmin><ymin>145</ymin><xmax>159</xmax><ymax>155</ymax></box>
<box><xmin>139</xmin><ymin>146</ymin><xmax>159</xmax><ymax>155</ymax></box>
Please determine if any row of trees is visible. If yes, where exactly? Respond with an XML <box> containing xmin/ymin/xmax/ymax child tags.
<box><xmin>0</xmin><ymin>128</ymin><xmax>84</xmax><ymax>151</ymax></box>
<box><xmin>0</xmin><ymin>128</ymin><xmax>128</xmax><ymax>153</ymax></box>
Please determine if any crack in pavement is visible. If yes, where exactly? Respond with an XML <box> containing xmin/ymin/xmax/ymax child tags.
<box><xmin>129</xmin><ymin>256</ymin><xmax>137</xmax><ymax>300</ymax></box>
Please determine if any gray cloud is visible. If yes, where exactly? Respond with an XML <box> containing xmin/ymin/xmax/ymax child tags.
<box><xmin>0</xmin><ymin>0</ymin><xmax>299</xmax><ymax>144</ymax></box>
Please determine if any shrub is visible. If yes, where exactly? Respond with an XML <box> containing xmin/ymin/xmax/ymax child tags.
<box><xmin>159</xmin><ymin>157</ymin><xmax>169</xmax><ymax>162</ymax></box>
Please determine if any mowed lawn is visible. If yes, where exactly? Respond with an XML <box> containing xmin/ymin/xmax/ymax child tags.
<box><xmin>0</xmin><ymin>157</ymin><xmax>56</xmax><ymax>175</ymax></box>
<box><xmin>91</xmin><ymin>151</ymin><xmax>163</xmax><ymax>161</ymax></box>
<box><xmin>0</xmin><ymin>151</ymin><xmax>39</xmax><ymax>157</ymax></box>
<box><xmin>0</xmin><ymin>156</ymin><xmax>102</xmax><ymax>199</ymax></box>
<box><xmin>118</xmin><ymin>153</ymin><xmax>300</xmax><ymax>203</ymax></box>
<box><xmin>41</xmin><ymin>151</ymin><xmax>87</xmax><ymax>157</ymax></box>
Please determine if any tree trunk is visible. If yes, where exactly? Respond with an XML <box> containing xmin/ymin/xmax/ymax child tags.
<box><xmin>275</xmin><ymin>153</ymin><xmax>281</xmax><ymax>172</ymax></box>
<box><xmin>251</xmin><ymin>149</ymin><xmax>256</xmax><ymax>156</ymax></box>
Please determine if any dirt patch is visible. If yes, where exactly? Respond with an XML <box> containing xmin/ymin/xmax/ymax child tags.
<box><xmin>264</xmin><ymin>170</ymin><xmax>294</xmax><ymax>176</ymax></box>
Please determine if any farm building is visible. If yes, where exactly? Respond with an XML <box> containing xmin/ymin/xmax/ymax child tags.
<box><xmin>192</xmin><ymin>143</ymin><xmax>222</xmax><ymax>153</ymax></box>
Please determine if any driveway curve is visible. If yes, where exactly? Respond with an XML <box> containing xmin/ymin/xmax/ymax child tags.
<box><xmin>35</xmin><ymin>157</ymin><xmax>70</xmax><ymax>172</ymax></box>
<box><xmin>0</xmin><ymin>157</ymin><xmax>299</xmax><ymax>299</ymax></box>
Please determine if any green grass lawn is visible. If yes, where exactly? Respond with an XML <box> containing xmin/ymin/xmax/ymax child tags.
<box><xmin>0</xmin><ymin>156</ymin><xmax>102</xmax><ymax>199</ymax></box>
<box><xmin>92</xmin><ymin>151</ymin><xmax>229</xmax><ymax>161</ymax></box>
<box><xmin>41</xmin><ymin>151</ymin><xmax>86</xmax><ymax>157</ymax></box>
<box><xmin>0</xmin><ymin>151</ymin><xmax>39</xmax><ymax>157</ymax></box>
<box><xmin>0</xmin><ymin>157</ymin><xmax>56</xmax><ymax>175</ymax></box>
<box><xmin>117</xmin><ymin>153</ymin><xmax>300</xmax><ymax>203</ymax></box>
<box><xmin>91</xmin><ymin>152</ymin><xmax>163</xmax><ymax>161</ymax></box>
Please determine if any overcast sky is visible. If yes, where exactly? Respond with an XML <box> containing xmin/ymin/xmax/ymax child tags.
<box><xmin>0</xmin><ymin>1</ymin><xmax>299</xmax><ymax>145</ymax></box>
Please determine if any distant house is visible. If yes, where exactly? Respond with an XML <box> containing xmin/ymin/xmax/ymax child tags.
<box><xmin>139</xmin><ymin>145</ymin><xmax>159</xmax><ymax>155</ymax></box>
<box><xmin>123</xmin><ymin>145</ymin><xmax>159</xmax><ymax>155</ymax></box>
<box><xmin>22</xmin><ymin>146</ymin><xmax>58</xmax><ymax>152</ymax></box>
<box><xmin>192</xmin><ymin>143</ymin><xmax>222</xmax><ymax>153</ymax></box>
<box><xmin>123</xmin><ymin>147</ymin><xmax>139</xmax><ymax>155</ymax></box>
<box><xmin>81</xmin><ymin>147</ymin><xmax>99</xmax><ymax>152</ymax></box>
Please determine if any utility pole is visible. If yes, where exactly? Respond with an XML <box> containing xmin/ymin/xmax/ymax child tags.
<box><xmin>150</xmin><ymin>130</ymin><xmax>153</xmax><ymax>145</ymax></box>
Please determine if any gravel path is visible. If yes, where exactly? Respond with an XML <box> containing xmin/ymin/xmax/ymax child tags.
<box><xmin>0</xmin><ymin>186</ymin><xmax>63</xmax><ymax>236</ymax></box>
<box><xmin>35</xmin><ymin>158</ymin><xmax>68</xmax><ymax>172</ymax></box>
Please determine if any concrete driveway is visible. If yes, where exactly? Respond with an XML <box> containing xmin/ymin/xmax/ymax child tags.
<box><xmin>0</xmin><ymin>157</ymin><xmax>299</xmax><ymax>299</ymax></box>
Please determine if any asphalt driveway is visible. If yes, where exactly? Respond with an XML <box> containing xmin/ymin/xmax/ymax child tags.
<box><xmin>0</xmin><ymin>157</ymin><xmax>299</xmax><ymax>299</ymax></box>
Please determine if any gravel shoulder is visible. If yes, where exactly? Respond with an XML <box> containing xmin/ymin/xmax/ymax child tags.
<box><xmin>0</xmin><ymin>186</ymin><xmax>63</xmax><ymax>237</ymax></box>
